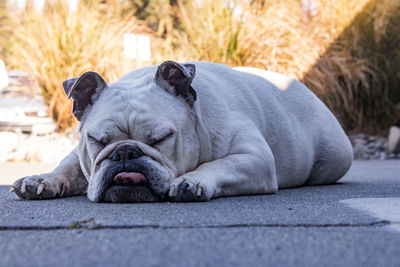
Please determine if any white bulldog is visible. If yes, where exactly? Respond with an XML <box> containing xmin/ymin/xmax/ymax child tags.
<box><xmin>11</xmin><ymin>61</ymin><xmax>353</xmax><ymax>203</ymax></box>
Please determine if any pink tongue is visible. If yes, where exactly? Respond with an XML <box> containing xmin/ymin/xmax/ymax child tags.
<box><xmin>114</xmin><ymin>172</ymin><xmax>146</xmax><ymax>184</ymax></box>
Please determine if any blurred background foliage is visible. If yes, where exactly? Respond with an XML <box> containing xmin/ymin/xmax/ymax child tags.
<box><xmin>0</xmin><ymin>0</ymin><xmax>399</xmax><ymax>133</ymax></box>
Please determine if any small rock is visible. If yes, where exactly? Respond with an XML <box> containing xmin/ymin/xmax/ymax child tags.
<box><xmin>352</xmin><ymin>138</ymin><xmax>366</xmax><ymax>147</ymax></box>
<box><xmin>349</xmin><ymin>133</ymin><xmax>397</xmax><ymax>160</ymax></box>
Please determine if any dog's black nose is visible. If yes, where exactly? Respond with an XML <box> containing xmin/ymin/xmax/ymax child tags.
<box><xmin>111</xmin><ymin>144</ymin><xmax>143</xmax><ymax>162</ymax></box>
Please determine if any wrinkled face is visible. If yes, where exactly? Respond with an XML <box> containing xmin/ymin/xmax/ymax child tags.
<box><xmin>63</xmin><ymin>61</ymin><xmax>200</xmax><ymax>202</ymax></box>
<box><xmin>80</xmin><ymin>86</ymin><xmax>199</xmax><ymax>203</ymax></box>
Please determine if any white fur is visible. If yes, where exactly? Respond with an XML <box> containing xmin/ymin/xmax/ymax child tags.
<box><xmin>12</xmin><ymin>62</ymin><xmax>353</xmax><ymax>201</ymax></box>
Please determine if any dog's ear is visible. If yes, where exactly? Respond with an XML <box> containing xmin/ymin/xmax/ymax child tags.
<box><xmin>155</xmin><ymin>61</ymin><xmax>197</xmax><ymax>106</ymax></box>
<box><xmin>63</xmin><ymin>71</ymin><xmax>108</xmax><ymax>121</ymax></box>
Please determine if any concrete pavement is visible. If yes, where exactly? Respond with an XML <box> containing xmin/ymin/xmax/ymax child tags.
<box><xmin>0</xmin><ymin>160</ymin><xmax>399</xmax><ymax>266</ymax></box>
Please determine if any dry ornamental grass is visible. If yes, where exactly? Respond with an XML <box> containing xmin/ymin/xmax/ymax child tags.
<box><xmin>166</xmin><ymin>0</ymin><xmax>400</xmax><ymax>133</ymax></box>
<box><xmin>6</xmin><ymin>0</ymin><xmax>150</xmax><ymax>130</ymax></box>
<box><xmin>3</xmin><ymin>0</ymin><xmax>400</xmax><ymax>133</ymax></box>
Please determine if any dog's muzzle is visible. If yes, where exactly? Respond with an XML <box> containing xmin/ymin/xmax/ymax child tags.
<box><xmin>101</xmin><ymin>144</ymin><xmax>162</xmax><ymax>203</ymax></box>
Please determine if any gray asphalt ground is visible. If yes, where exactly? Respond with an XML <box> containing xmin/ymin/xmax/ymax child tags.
<box><xmin>0</xmin><ymin>160</ymin><xmax>399</xmax><ymax>267</ymax></box>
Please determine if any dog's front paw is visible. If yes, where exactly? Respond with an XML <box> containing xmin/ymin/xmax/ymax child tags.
<box><xmin>168</xmin><ymin>177</ymin><xmax>214</xmax><ymax>202</ymax></box>
<box><xmin>11</xmin><ymin>174</ymin><xmax>64</xmax><ymax>200</ymax></box>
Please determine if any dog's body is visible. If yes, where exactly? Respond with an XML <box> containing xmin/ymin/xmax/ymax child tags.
<box><xmin>11</xmin><ymin>61</ymin><xmax>353</xmax><ymax>202</ymax></box>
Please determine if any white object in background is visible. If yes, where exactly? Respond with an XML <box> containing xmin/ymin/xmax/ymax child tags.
<box><xmin>137</xmin><ymin>34</ymin><xmax>151</xmax><ymax>62</ymax></box>
<box><xmin>124</xmin><ymin>33</ymin><xmax>137</xmax><ymax>59</ymax></box>
<box><xmin>195</xmin><ymin>0</ymin><xmax>203</xmax><ymax>7</ymax></box>
<box><xmin>68</xmin><ymin>0</ymin><xmax>79</xmax><ymax>13</ymax></box>
<box><xmin>0</xmin><ymin>59</ymin><xmax>9</xmax><ymax>91</ymax></box>
<box><xmin>15</xmin><ymin>0</ymin><xmax>26</xmax><ymax>9</ymax></box>
<box><xmin>123</xmin><ymin>34</ymin><xmax>151</xmax><ymax>61</ymax></box>
<box><xmin>301</xmin><ymin>0</ymin><xmax>319</xmax><ymax>18</ymax></box>
<box><xmin>388</xmin><ymin>126</ymin><xmax>400</xmax><ymax>153</ymax></box>
<box><xmin>33</xmin><ymin>0</ymin><xmax>45</xmax><ymax>12</ymax></box>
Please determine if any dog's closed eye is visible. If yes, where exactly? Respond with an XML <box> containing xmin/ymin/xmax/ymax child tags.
<box><xmin>150</xmin><ymin>131</ymin><xmax>174</xmax><ymax>146</ymax></box>
<box><xmin>88</xmin><ymin>135</ymin><xmax>107</xmax><ymax>147</ymax></box>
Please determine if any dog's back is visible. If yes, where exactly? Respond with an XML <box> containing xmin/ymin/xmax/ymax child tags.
<box><xmin>193</xmin><ymin>62</ymin><xmax>353</xmax><ymax>188</ymax></box>
<box><xmin>117</xmin><ymin>61</ymin><xmax>352</xmax><ymax>188</ymax></box>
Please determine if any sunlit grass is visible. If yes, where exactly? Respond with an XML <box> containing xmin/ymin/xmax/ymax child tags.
<box><xmin>165</xmin><ymin>0</ymin><xmax>400</xmax><ymax>133</ymax></box>
<box><xmin>3</xmin><ymin>0</ymin><xmax>399</xmax><ymax>133</ymax></box>
<box><xmin>5</xmin><ymin>0</ymin><xmax>148</xmax><ymax>130</ymax></box>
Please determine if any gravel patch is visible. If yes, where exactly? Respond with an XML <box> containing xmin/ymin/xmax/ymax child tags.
<box><xmin>350</xmin><ymin>134</ymin><xmax>400</xmax><ymax>160</ymax></box>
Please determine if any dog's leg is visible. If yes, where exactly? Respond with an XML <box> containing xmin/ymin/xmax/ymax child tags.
<box><xmin>11</xmin><ymin>147</ymin><xmax>87</xmax><ymax>200</ymax></box>
<box><xmin>169</xmin><ymin>129</ymin><xmax>278</xmax><ymax>202</ymax></box>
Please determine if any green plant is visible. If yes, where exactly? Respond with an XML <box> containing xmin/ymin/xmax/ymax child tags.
<box><xmin>163</xmin><ymin>0</ymin><xmax>243</xmax><ymax>64</ymax></box>
<box><xmin>127</xmin><ymin>0</ymin><xmax>173</xmax><ymax>34</ymax></box>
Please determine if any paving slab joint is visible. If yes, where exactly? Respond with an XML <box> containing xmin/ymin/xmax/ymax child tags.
<box><xmin>0</xmin><ymin>220</ymin><xmax>391</xmax><ymax>231</ymax></box>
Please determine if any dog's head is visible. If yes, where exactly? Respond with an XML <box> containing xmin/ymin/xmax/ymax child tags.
<box><xmin>63</xmin><ymin>61</ymin><xmax>201</xmax><ymax>202</ymax></box>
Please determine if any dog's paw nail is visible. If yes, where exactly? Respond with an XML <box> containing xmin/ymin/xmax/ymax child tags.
<box><xmin>169</xmin><ymin>186</ymin><xmax>176</xmax><ymax>197</ymax></box>
<box><xmin>37</xmin><ymin>183</ymin><xmax>44</xmax><ymax>195</ymax></box>
<box><xmin>60</xmin><ymin>184</ymin><xmax>67</xmax><ymax>197</ymax></box>
<box><xmin>180</xmin><ymin>183</ymin><xmax>189</xmax><ymax>192</ymax></box>
<box><xmin>9</xmin><ymin>186</ymin><xmax>14</xmax><ymax>193</ymax></box>
<box><xmin>196</xmin><ymin>186</ymin><xmax>202</xmax><ymax>197</ymax></box>
<box><xmin>21</xmin><ymin>182</ymin><xmax>27</xmax><ymax>193</ymax></box>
